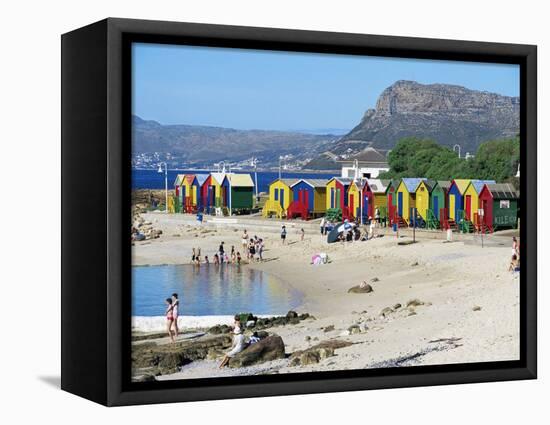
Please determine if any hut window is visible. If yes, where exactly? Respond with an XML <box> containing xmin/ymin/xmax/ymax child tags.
<box><xmin>500</xmin><ymin>200</ymin><xmax>510</xmax><ymax>209</ymax></box>
<box><xmin>420</xmin><ymin>187</ymin><xmax>425</xmax><ymax>191</ymax></box>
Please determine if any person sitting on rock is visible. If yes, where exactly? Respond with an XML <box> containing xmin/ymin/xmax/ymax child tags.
<box><xmin>219</xmin><ymin>317</ymin><xmax>247</xmax><ymax>368</ymax></box>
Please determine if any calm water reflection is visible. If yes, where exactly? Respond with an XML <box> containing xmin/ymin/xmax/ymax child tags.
<box><xmin>132</xmin><ymin>264</ymin><xmax>302</xmax><ymax>316</ymax></box>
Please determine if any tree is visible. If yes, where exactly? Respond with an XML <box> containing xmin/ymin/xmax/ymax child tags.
<box><xmin>380</xmin><ymin>136</ymin><xmax>519</xmax><ymax>182</ymax></box>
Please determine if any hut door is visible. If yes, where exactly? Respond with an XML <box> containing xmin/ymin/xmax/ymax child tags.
<box><xmin>280</xmin><ymin>189</ymin><xmax>285</xmax><ymax>208</ymax></box>
<box><xmin>433</xmin><ymin>196</ymin><xmax>439</xmax><ymax>219</ymax></box>
<box><xmin>449</xmin><ymin>195</ymin><xmax>455</xmax><ymax>220</ymax></box>
<box><xmin>398</xmin><ymin>192</ymin><xmax>403</xmax><ymax>217</ymax></box>
<box><xmin>388</xmin><ymin>193</ymin><xmax>393</xmax><ymax>217</ymax></box>
<box><xmin>304</xmin><ymin>190</ymin><xmax>309</xmax><ymax>210</ymax></box>
<box><xmin>336</xmin><ymin>189</ymin><xmax>341</xmax><ymax>208</ymax></box>
<box><xmin>465</xmin><ymin>195</ymin><xmax>472</xmax><ymax>220</ymax></box>
<box><xmin>330</xmin><ymin>188</ymin><xmax>335</xmax><ymax>208</ymax></box>
<box><xmin>349</xmin><ymin>194</ymin><xmax>355</xmax><ymax>218</ymax></box>
<box><xmin>364</xmin><ymin>195</ymin><xmax>369</xmax><ymax>221</ymax></box>
<box><xmin>182</xmin><ymin>186</ymin><xmax>186</xmax><ymax>203</ymax></box>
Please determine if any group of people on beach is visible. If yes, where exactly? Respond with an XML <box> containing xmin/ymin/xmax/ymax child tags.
<box><xmin>188</xmin><ymin>229</ymin><xmax>267</xmax><ymax>266</ymax></box>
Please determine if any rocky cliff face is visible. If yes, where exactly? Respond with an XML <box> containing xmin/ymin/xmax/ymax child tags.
<box><xmin>334</xmin><ymin>80</ymin><xmax>519</xmax><ymax>155</ymax></box>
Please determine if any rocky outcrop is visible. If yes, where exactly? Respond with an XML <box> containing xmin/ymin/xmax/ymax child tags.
<box><xmin>306</xmin><ymin>80</ymin><xmax>519</xmax><ymax>168</ymax></box>
<box><xmin>228</xmin><ymin>335</ymin><xmax>286</xmax><ymax>368</ymax></box>
<box><xmin>132</xmin><ymin>334</ymin><xmax>233</xmax><ymax>375</ymax></box>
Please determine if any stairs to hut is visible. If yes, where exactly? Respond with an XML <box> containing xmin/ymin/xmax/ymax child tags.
<box><xmin>426</xmin><ymin>209</ymin><xmax>440</xmax><ymax>230</ymax></box>
<box><xmin>262</xmin><ymin>199</ymin><xmax>285</xmax><ymax>219</ymax></box>
<box><xmin>286</xmin><ymin>201</ymin><xmax>309</xmax><ymax>220</ymax></box>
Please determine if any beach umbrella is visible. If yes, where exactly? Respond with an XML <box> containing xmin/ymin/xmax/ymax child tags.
<box><xmin>327</xmin><ymin>222</ymin><xmax>356</xmax><ymax>243</ymax></box>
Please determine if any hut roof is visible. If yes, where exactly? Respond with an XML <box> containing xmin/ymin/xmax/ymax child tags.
<box><xmin>437</xmin><ymin>180</ymin><xmax>452</xmax><ymax>190</ymax></box>
<box><xmin>291</xmin><ymin>178</ymin><xmax>329</xmax><ymax>188</ymax></box>
<box><xmin>195</xmin><ymin>174</ymin><xmax>209</xmax><ymax>186</ymax></box>
<box><xmin>226</xmin><ymin>173</ymin><xmax>254</xmax><ymax>187</ymax></box>
<box><xmin>401</xmin><ymin>178</ymin><xmax>426</xmax><ymax>192</ymax></box>
<box><xmin>419</xmin><ymin>179</ymin><xmax>437</xmax><ymax>192</ymax></box>
<box><xmin>485</xmin><ymin>183</ymin><xmax>519</xmax><ymax>199</ymax></box>
<box><xmin>367</xmin><ymin>179</ymin><xmax>388</xmax><ymax>193</ymax></box>
<box><xmin>337</xmin><ymin>147</ymin><xmax>389</xmax><ymax>168</ymax></box>
<box><xmin>451</xmin><ymin>179</ymin><xmax>471</xmax><ymax>194</ymax></box>
<box><xmin>184</xmin><ymin>174</ymin><xmax>196</xmax><ymax>184</ymax></box>
<box><xmin>210</xmin><ymin>172</ymin><xmax>227</xmax><ymax>185</ymax></box>
<box><xmin>328</xmin><ymin>177</ymin><xmax>353</xmax><ymax>185</ymax></box>
<box><xmin>470</xmin><ymin>179</ymin><xmax>496</xmax><ymax>194</ymax></box>
<box><xmin>173</xmin><ymin>174</ymin><xmax>186</xmax><ymax>186</ymax></box>
<box><xmin>270</xmin><ymin>178</ymin><xmax>299</xmax><ymax>187</ymax></box>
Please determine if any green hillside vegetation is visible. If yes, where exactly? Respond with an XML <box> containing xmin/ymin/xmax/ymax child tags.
<box><xmin>379</xmin><ymin>137</ymin><xmax>520</xmax><ymax>184</ymax></box>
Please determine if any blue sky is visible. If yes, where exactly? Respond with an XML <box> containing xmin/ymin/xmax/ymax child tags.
<box><xmin>132</xmin><ymin>43</ymin><xmax>519</xmax><ymax>132</ymax></box>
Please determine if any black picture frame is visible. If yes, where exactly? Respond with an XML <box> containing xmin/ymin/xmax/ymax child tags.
<box><xmin>61</xmin><ymin>17</ymin><xmax>537</xmax><ymax>406</ymax></box>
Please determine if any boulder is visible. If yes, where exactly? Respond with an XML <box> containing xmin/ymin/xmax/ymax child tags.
<box><xmin>286</xmin><ymin>310</ymin><xmax>298</xmax><ymax>319</ymax></box>
<box><xmin>348</xmin><ymin>324</ymin><xmax>362</xmax><ymax>335</ymax></box>
<box><xmin>348</xmin><ymin>284</ymin><xmax>373</xmax><ymax>294</ymax></box>
<box><xmin>228</xmin><ymin>335</ymin><xmax>286</xmax><ymax>368</ymax></box>
<box><xmin>406</xmin><ymin>299</ymin><xmax>424</xmax><ymax>308</ymax></box>
<box><xmin>323</xmin><ymin>325</ymin><xmax>335</xmax><ymax>332</ymax></box>
<box><xmin>289</xmin><ymin>339</ymin><xmax>353</xmax><ymax>366</ymax></box>
<box><xmin>393</xmin><ymin>303</ymin><xmax>402</xmax><ymax>310</ymax></box>
<box><xmin>379</xmin><ymin>307</ymin><xmax>393</xmax><ymax>317</ymax></box>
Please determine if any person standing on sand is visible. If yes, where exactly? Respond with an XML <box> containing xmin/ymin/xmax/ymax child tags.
<box><xmin>300</xmin><ymin>228</ymin><xmax>305</xmax><ymax>241</ymax></box>
<box><xmin>281</xmin><ymin>225</ymin><xmax>287</xmax><ymax>244</ymax></box>
<box><xmin>242</xmin><ymin>230</ymin><xmax>249</xmax><ymax>251</ymax></box>
<box><xmin>231</xmin><ymin>245</ymin><xmax>236</xmax><ymax>263</ymax></box>
<box><xmin>171</xmin><ymin>293</ymin><xmax>179</xmax><ymax>338</ymax></box>
<box><xmin>219</xmin><ymin>241</ymin><xmax>225</xmax><ymax>264</ymax></box>
<box><xmin>165</xmin><ymin>298</ymin><xmax>175</xmax><ymax>343</ymax></box>
<box><xmin>258</xmin><ymin>238</ymin><xmax>264</xmax><ymax>261</ymax></box>
<box><xmin>512</xmin><ymin>237</ymin><xmax>519</xmax><ymax>259</ymax></box>
<box><xmin>375</xmin><ymin>207</ymin><xmax>380</xmax><ymax>225</ymax></box>
<box><xmin>320</xmin><ymin>217</ymin><xmax>325</xmax><ymax>236</ymax></box>
<box><xmin>219</xmin><ymin>317</ymin><xmax>246</xmax><ymax>368</ymax></box>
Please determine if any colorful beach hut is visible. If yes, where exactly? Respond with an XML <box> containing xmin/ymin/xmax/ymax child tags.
<box><xmin>447</xmin><ymin>179</ymin><xmax>471</xmax><ymax>222</ymax></box>
<box><xmin>326</xmin><ymin>177</ymin><xmax>352</xmax><ymax>216</ymax></box>
<box><xmin>429</xmin><ymin>181</ymin><xmax>449</xmax><ymax>222</ymax></box>
<box><xmin>180</xmin><ymin>174</ymin><xmax>199</xmax><ymax>212</ymax></box>
<box><xmin>173</xmin><ymin>174</ymin><xmax>186</xmax><ymax>200</ymax></box>
<box><xmin>288</xmin><ymin>179</ymin><xmax>328</xmax><ymax>219</ymax></box>
<box><xmin>210</xmin><ymin>172</ymin><xmax>226</xmax><ymax>208</ymax></box>
<box><xmin>221</xmin><ymin>173</ymin><xmax>255</xmax><ymax>213</ymax></box>
<box><xmin>263</xmin><ymin>178</ymin><xmax>298</xmax><ymax>218</ymax></box>
<box><xmin>396</xmin><ymin>178</ymin><xmax>425</xmax><ymax>223</ymax></box>
<box><xmin>347</xmin><ymin>180</ymin><xmax>362</xmax><ymax>220</ymax></box>
<box><xmin>385</xmin><ymin>179</ymin><xmax>400</xmax><ymax>223</ymax></box>
<box><xmin>200</xmin><ymin>174</ymin><xmax>223</xmax><ymax>212</ymax></box>
<box><xmin>414</xmin><ymin>179</ymin><xmax>435</xmax><ymax>221</ymax></box>
<box><xmin>478</xmin><ymin>183</ymin><xmax>519</xmax><ymax>232</ymax></box>
<box><xmin>193</xmin><ymin>174</ymin><xmax>209</xmax><ymax>211</ymax></box>
<box><xmin>463</xmin><ymin>179</ymin><xmax>496</xmax><ymax>223</ymax></box>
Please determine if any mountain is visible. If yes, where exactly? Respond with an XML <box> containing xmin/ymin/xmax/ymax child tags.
<box><xmin>132</xmin><ymin>116</ymin><xmax>337</xmax><ymax>167</ymax></box>
<box><xmin>306</xmin><ymin>80</ymin><xmax>519</xmax><ymax>169</ymax></box>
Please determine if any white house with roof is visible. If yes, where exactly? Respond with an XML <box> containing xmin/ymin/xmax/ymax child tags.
<box><xmin>338</xmin><ymin>147</ymin><xmax>390</xmax><ymax>179</ymax></box>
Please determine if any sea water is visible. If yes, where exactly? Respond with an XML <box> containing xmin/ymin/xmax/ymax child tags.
<box><xmin>132</xmin><ymin>264</ymin><xmax>302</xmax><ymax>331</ymax></box>
<box><xmin>132</xmin><ymin>169</ymin><xmax>334</xmax><ymax>193</ymax></box>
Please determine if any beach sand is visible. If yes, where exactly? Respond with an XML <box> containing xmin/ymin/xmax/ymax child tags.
<box><xmin>132</xmin><ymin>212</ymin><xmax>520</xmax><ymax>380</ymax></box>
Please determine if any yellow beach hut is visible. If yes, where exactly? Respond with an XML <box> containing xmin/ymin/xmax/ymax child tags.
<box><xmin>396</xmin><ymin>178</ymin><xmax>425</xmax><ymax>223</ymax></box>
<box><xmin>347</xmin><ymin>180</ymin><xmax>361</xmax><ymax>220</ymax></box>
<box><xmin>209</xmin><ymin>172</ymin><xmax>227</xmax><ymax>208</ymax></box>
<box><xmin>181</xmin><ymin>175</ymin><xmax>198</xmax><ymax>211</ymax></box>
<box><xmin>264</xmin><ymin>178</ymin><xmax>297</xmax><ymax>218</ymax></box>
<box><xmin>414</xmin><ymin>179</ymin><xmax>434</xmax><ymax>221</ymax></box>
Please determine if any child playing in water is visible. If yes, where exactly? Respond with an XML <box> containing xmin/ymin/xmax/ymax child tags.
<box><xmin>213</xmin><ymin>253</ymin><xmax>220</xmax><ymax>265</ymax></box>
<box><xmin>204</xmin><ymin>255</ymin><xmax>209</xmax><ymax>264</ymax></box>
<box><xmin>231</xmin><ymin>245</ymin><xmax>236</xmax><ymax>263</ymax></box>
<box><xmin>165</xmin><ymin>298</ymin><xmax>175</xmax><ymax>343</ymax></box>
<box><xmin>236</xmin><ymin>251</ymin><xmax>242</xmax><ymax>265</ymax></box>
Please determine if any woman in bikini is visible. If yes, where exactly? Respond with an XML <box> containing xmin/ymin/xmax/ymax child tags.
<box><xmin>165</xmin><ymin>298</ymin><xmax>175</xmax><ymax>343</ymax></box>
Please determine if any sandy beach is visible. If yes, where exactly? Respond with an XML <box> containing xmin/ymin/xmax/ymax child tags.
<box><xmin>132</xmin><ymin>211</ymin><xmax>520</xmax><ymax>380</ymax></box>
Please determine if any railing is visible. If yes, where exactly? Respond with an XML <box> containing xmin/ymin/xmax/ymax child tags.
<box><xmin>287</xmin><ymin>200</ymin><xmax>308</xmax><ymax>220</ymax></box>
<box><xmin>426</xmin><ymin>209</ymin><xmax>440</xmax><ymax>230</ymax></box>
